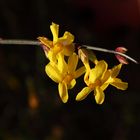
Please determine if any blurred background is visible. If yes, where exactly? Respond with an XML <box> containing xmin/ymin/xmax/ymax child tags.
<box><xmin>0</xmin><ymin>0</ymin><xmax>140</xmax><ymax>139</ymax></box>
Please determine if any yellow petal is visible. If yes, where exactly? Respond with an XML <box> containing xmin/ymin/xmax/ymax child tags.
<box><xmin>101</xmin><ymin>70</ymin><xmax>110</xmax><ymax>83</ymax></box>
<box><xmin>45</xmin><ymin>63</ymin><xmax>62</xmax><ymax>83</ymax></box>
<box><xmin>84</xmin><ymin>60</ymin><xmax>91</xmax><ymax>71</ymax></box>
<box><xmin>37</xmin><ymin>37</ymin><xmax>52</xmax><ymax>48</ymax></box>
<box><xmin>110</xmin><ymin>78</ymin><xmax>128</xmax><ymax>90</ymax></box>
<box><xmin>52</xmin><ymin>43</ymin><xmax>62</xmax><ymax>54</ymax></box>
<box><xmin>58</xmin><ymin>31</ymin><xmax>74</xmax><ymax>45</ymax></box>
<box><xmin>50</xmin><ymin>23</ymin><xmax>59</xmax><ymax>42</ymax></box>
<box><xmin>110</xmin><ymin>64</ymin><xmax>122</xmax><ymax>78</ymax></box>
<box><xmin>68</xmin><ymin>53</ymin><xmax>78</xmax><ymax>73</ymax></box>
<box><xmin>84</xmin><ymin>70</ymin><xmax>90</xmax><ymax>85</ymax></box>
<box><xmin>100</xmin><ymin>83</ymin><xmax>109</xmax><ymax>91</ymax></box>
<box><xmin>94</xmin><ymin>86</ymin><xmax>105</xmax><ymax>104</ymax></box>
<box><xmin>89</xmin><ymin>60</ymin><xmax>107</xmax><ymax>83</ymax></box>
<box><xmin>100</xmin><ymin>70</ymin><xmax>110</xmax><ymax>90</ymax></box>
<box><xmin>76</xmin><ymin>87</ymin><xmax>92</xmax><ymax>101</ymax></box>
<box><xmin>47</xmin><ymin>51</ymin><xmax>57</xmax><ymax>63</ymax></box>
<box><xmin>57</xmin><ymin>54</ymin><xmax>68</xmax><ymax>73</ymax></box>
<box><xmin>74</xmin><ymin>66</ymin><xmax>86</xmax><ymax>79</ymax></box>
<box><xmin>58</xmin><ymin>82</ymin><xmax>68</xmax><ymax>103</ymax></box>
<box><xmin>68</xmin><ymin>79</ymin><xmax>76</xmax><ymax>89</ymax></box>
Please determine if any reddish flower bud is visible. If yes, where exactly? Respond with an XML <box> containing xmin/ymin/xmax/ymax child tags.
<box><xmin>115</xmin><ymin>47</ymin><xmax>128</xmax><ymax>64</ymax></box>
<box><xmin>115</xmin><ymin>47</ymin><xmax>127</xmax><ymax>53</ymax></box>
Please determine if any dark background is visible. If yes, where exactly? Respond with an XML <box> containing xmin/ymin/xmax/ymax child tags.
<box><xmin>0</xmin><ymin>0</ymin><xmax>140</xmax><ymax>140</ymax></box>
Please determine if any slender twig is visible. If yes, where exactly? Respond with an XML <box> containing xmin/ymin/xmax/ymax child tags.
<box><xmin>0</xmin><ymin>39</ymin><xmax>41</xmax><ymax>46</ymax></box>
<box><xmin>0</xmin><ymin>39</ymin><xmax>138</xmax><ymax>64</ymax></box>
<box><xmin>82</xmin><ymin>45</ymin><xmax>138</xmax><ymax>64</ymax></box>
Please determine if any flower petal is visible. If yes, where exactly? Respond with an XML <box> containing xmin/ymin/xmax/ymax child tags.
<box><xmin>68</xmin><ymin>53</ymin><xmax>78</xmax><ymax>73</ymax></box>
<box><xmin>110</xmin><ymin>64</ymin><xmax>122</xmax><ymax>78</ymax></box>
<box><xmin>100</xmin><ymin>83</ymin><xmax>109</xmax><ymax>91</ymax></box>
<box><xmin>89</xmin><ymin>60</ymin><xmax>107</xmax><ymax>83</ymax></box>
<box><xmin>45</xmin><ymin>63</ymin><xmax>62</xmax><ymax>83</ymax></box>
<box><xmin>37</xmin><ymin>37</ymin><xmax>53</xmax><ymax>48</ymax></box>
<box><xmin>74</xmin><ymin>66</ymin><xmax>86</xmax><ymax>79</ymax></box>
<box><xmin>76</xmin><ymin>87</ymin><xmax>92</xmax><ymax>101</ymax></box>
<box><xmin>94</xmin><ymin>86</ymin><xmax>105</xmax><ymax>104</ymax></box>
<box><xmin>52</xmin><ymin>43</ymin><xmax>62</xmax><ymax>54</ymax></box>
<box><xmin>47</xmin><ymin>51</ymin><xmax>57</xmax><ymax>63</ymax></box>
<box><xmin>58</xmin><ymin>82</ymin><xmax>68</xmax><ymax>103</ymax></box>
<box><xmin>57</xmin><ymin>54</ymin><xmax>68</xmax><ymax>73</ymax></box>
<box><xmin>50</xmin><ymin>23</ymin><xmax>59</xmax><ymax>42</ymax></box>
<box><xmin>110</xmin><ymin>78</ymin><xmax>128</xmax><ymax>90</ymax></box>
<box><xmin>84</xmin><ymin>70</ymin><xmax>90</xmax><ymax>85</ymax></box>
<box><xmin>58</xmin><ymin>31</ymin><xmax>74</xmax><ymax>45</ymax></box>
<box><xmin>68</xmin><ymin>79</ymin><xmax>76</xmax><ymax>89</ymax></box>
<box><xmin>101</xmin><ymin>70</ymin><xmax>110</xmax><ymax>83</ymax></box>
<box><xmin>100</xmin><ymin>70</ymin><xmax>110</xmax><ymax>90</ymax></box>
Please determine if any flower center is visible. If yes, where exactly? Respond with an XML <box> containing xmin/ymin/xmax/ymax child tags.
<box><xmin>89</xmin><ymin>79</ymin><xmax>102</xmax><ymax>89</ymax></box>
<box><xmin>53</xmin><ymin>43</ymin><xmax>63</xmax><ymax>54</ymax></box>
<box><xmin>63</xmin><ymin>74</ymin><xmax>73</xmax><ymax>84</ymax></box>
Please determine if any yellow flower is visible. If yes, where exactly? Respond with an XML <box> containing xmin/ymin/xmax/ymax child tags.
<box><xmin>38</xmin><ymin>23</ymin><xmax>75</xmax><ymax>63</ymax></box>
<box><xmin>76</xmin><ymin>61</ymin><xmax>128</xmax><ymax>104</ymax></box>
<box><xmin>76</xmin><ymin>60</ymin><xmax>108</xmax><ymax>104</ymax></box>
<box><xmin>45</xmin><ymin>53</ymin><xmax>85</xmax><ymax>103</ymax></box>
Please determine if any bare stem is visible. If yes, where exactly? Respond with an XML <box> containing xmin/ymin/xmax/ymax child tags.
<box><xmin>82</xmin><ymin>45</ymin><xmax>138</xmax><ymax>64</ymax></box>
<box><xmin>0</xmin><ymin>39</ymin><xmax>41</xmax><ymax>46</ymax></box>
<box><xmin>0</xmin><ymin>39</ymin><xmax>138</xmax><ymax>64</ymax></box>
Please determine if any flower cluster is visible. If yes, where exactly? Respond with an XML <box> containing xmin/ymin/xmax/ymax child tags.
<box><xmin>38</xmin><ymin>23</ymin><xmax>128</xmax><ymax>104</ymax></box>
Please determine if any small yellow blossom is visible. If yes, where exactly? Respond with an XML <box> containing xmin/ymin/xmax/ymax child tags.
<box><xmin>45</xmin><ymin>53</ymin><xmax>85</xmax><ymax>103</ymax></box>
<box><xmin>38</xmin><ymin>23</ymin><xmax>75</xmax><ymax>63</ymax></box>
<box><xmin>76</xmin><ymin>60</ymin><xmax>128</xmax><ymax>104</ymax></box>
<box><xmin>76</xmin><ymin>60</ymin><xmax>108</xmax><ymax>104</ymax></box>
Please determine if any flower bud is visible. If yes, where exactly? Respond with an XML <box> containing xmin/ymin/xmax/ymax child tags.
<box><xmin>115</xmin><ymin>47</ymin><xmax>128</xmax><ymax>64</ymax></box>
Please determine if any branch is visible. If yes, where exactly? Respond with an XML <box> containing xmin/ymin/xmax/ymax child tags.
<box><xmin>0</xmin><ymin>39</ymin><xmax>138</xmax><ymax>64</ymax></box>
